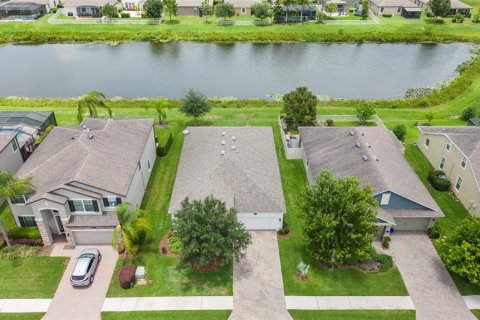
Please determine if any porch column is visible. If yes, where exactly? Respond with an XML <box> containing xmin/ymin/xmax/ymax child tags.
<box><xmin>35</xmin><ymin>219</ymin><xmax>53</xmax><ymax>245</ymax></box>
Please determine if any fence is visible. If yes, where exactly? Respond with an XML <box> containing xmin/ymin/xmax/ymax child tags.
<box><xmin>216</xmin><ymin>20</ymin><xmax>272</xmax><ymax>26</ymax></box>
<box><xmin>48</xmin><ymin>13</ymin><xmax>161</xmax><ymax>24</ymax></box>
<box><xmin>322</xmin><ymin>10</ymin><xmax>379</xmax><ymax>25</ymax></box>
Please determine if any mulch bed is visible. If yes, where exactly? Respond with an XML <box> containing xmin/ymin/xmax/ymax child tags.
<box><xmin>159</xmin><ymin>232</ymin><xmax>181</xmax><ymax>258</ymax></box>
<box><xmin>193</xmin><ymin>257</ymin><xmax>222</xmax><ymax>273</ymax></box>
<box><xmin>318</xmin><ymin>260</ymin><xmax>382</xmax><ymax>273</ymax></box>
<box><xmin>277</xmin><ymin>227</ymin><xmax>292</xmax><ymax>239</ymax></box>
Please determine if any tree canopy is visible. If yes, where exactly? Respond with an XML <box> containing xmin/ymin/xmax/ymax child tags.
<box><xmin>175</xmin><ymin>196</ymin><xmax>251</xmax><ymax>270</ymax></box>
<box><xmin>252</xmin><ymin>2</ymin><xmax>271</xmax><ymax>20</ymax></box>
<box><xmin>325</xmin><ymin>2</ymin><xmax>337</xmax><ymax>14</ymax></box>
<box><xmin>440</xmin><ymin>218</ymin><xmax>480</xmax><ymax>285</ymax></box>
<box><xmin>429</xmin><ymin>0</ymin><xmax>451</xmax><ymax>17</ymax></box>
<box><xmin>200</xmin><ymin>0</ymin><xmax>213</xmax><ymax>20</ymax></box>
<box><xmin>163</xmin><ymin>0</ymin><xmax>177</xmax><ymax>21</ymax></box>
<box><xmin>282</xmin><ymin>86</ymin><xmax>318</xmax><ymax>130</ymax></box>
<box><xmin>361</xmin><ymin>0</ymin><xmax>369</xmax><ymax>19</ymax></box>
<box><xmin>300</xmin><ymin>170</ymin><xmax>378</xmax><ymax>265</ymax></box>
<box><xmin>356</xmin><ymin>104</ymin><xmax>376</xmax><ymax>125</ymax></box>
<box><xmin>100</xmin><ymin>4</ymin><xmax>118</xmax><ymax>18</ymax></box>
<box><xmin>144</xmin><ymin>0</ymin><xmax>163</xmax><ymax>19</ymax></box>
<box><xmin>179</xmin><ymin>89</ymin><xmax>210</xmax><ymax>123</ymax></box>
<box><xmin>214</xmin><ymin>3</ymin><xmax>235</xmax><ymax>20</ymax></box>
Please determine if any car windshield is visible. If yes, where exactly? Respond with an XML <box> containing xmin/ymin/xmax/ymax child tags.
<box><xmin>79</xmin><ymin>253</ymin><xmax>95</xmax><ymax>259</ymax></box>
<box><xmin>71</xmin><ymin>275</ymin><xmax>84</xmax><ymax>281</ymax></box>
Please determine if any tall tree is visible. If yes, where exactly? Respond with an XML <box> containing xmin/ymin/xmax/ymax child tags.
<box><xmin>163</xmin><ymin>0</ymin><xmax>177</xmax><ymax>21</ymax></box>
<box><xmin>214</xmin><ymin>2</ymin><xmax>235</xmax><ymax>20</ymax></box>
<box><xmin>273</xmin><ymin>0</ymin><xmax>284</xmax><ymax>23</ymax></box>
<box><xmin>175</xmin><ymin>196</ymin><xmax>251</xmax><ymax>271</ymax></box>
<box><xmin>300</xmin><ymin>170</ymin><xmax>378</xmax><ymax>265</ymax></box>
<box><xmin>429</xmin><ymin>0</ymin><xmax>451</xmax><ymax>17</ymax></box>
<box><xmin>112</xmin><ymin>203</ymin><xmax>153</xmax><ymax>257</ymax></box>
<box><xmin>179</xmin><ymin>89</ymin><xmax>210</xmax><ymax>124</ymax></box>
<box><xmin>361</xmin><ymin>0</ymin><xmax>369</xmax><ymax>19</ymax></box>
<box><xmin>100</xmin><ymin>3</ymin><xmax>118</xmax><ymax>18</ymax></box>
<box><xmin>282</xmin><ymin>86</ymin><xmax>318</xmax><ymax>130</ymax></box>
<box><xmin>77</xmin><ymin>90</ymin><xmax>112</xmax><ymax>122</ymax></box>
<box><xmin>252</xmin><ymin>2</ymin><xmax>272</xmax><ymax>20</ymax></box>
<box><xmin>0</xmin><ymin>170</ymin><xmax>36</xmax><ymax>247</ymax></box>
<box><xmin>144</xmin><ymin>0</ymin><xmax>163</xmax><ymax>19</ymax></box>
<box><xmin>145</xmin><ymin>97</ymin><xmax>169</xmax><ymax>125</ymax></box>
<box><xmin>356</xmin><ymin>104</ymin><xmax>376</xmax><ymax>125</ymax></box>
<box><xmin>200</xmin><ymin>0</ymin><xmax>213</xmax><ymax>21</ymax></box>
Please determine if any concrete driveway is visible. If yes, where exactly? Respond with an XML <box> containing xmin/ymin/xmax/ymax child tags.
<box><xmin>390</xmin><ymin>232</ymin><xmax>476</xmax><ymax>320</ymax></box>
<box><xmin>229</xmin><ymin>231</ymin><xmax>292</xmax><ymax>320</ymax></box>
<box><xmin>43</xmin><ymin>245</ymin><xmax>118</xmax><ymax>320</ymax></box>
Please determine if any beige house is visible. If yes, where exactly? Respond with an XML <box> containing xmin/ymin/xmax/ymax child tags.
<box><xmin>417</xmin><ymin>126</ymin><xmax>480</xmax><ymax>216</ymax></box>
<box><xmin>413</xmin><ymin>0</ymin><xmax>471</xmax><ymax>15</ymax></box>
<box><xmin>224</xmin><ymin>0</ymin><xmax>260</xmax><ymax>15</ymax></box>
<box><xmin>177</xmin><ymin>0</ymin><xmax>213</xmax><ymax>15</ymax></box>
<box><xmin>369</xmin><ymin>0</ymin><xmax>422</xmax><ymax>17</ymax></box>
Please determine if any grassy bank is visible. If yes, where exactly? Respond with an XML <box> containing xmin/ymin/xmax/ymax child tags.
<box><xmin>289</xmin><ymin>310</ymin><xmax>416</xmax><ymax>320</ymax></box>
<box><xmin>1</xmin><ymin>15</ymin><xmax>480</xmax><ymax>44</ymax></box>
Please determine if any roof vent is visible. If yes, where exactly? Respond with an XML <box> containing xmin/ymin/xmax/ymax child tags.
<box><xmin>71</xmin><ymin>134</ymin><xmax>78</xmax><ymax>140</ymax></box>
<box><xmin>355</xmin><ymin>142</ymin><xmax>361</xmax><ymax>148</ymax></box>
<box><xmin>232</xmin><ymin>136</ymin><xmax>236</xmax><ymax>141</ymax></box>
<box><xmin>374</xmin><ymin>155</ymin><xmax>379</xmax><ymax>161</ymax></box>
<box><xmin>88</xmin><ymin>134</ymin><xmax>94</xmax><ymax>140</ymax></box>
<box><xmin>366</xmin><ymin>143</ymin><xmax>371</xmax><ymax>148</ymax></box>
<box><xmin>363</xmin><ymin>156</ymin><xmax>369</xmax><ymax>161</ymax></box>
<box><xmin>349</xmin><ymin>131</ymin><xmax>355</xmax><ymax>136</ymax></box>
<box><xmin>221</xmin><ymin>140</ymin><xmax>225</xmax><ymax>145</ymax></box>
<box><xmin>222</xmin><ymin>131</ymin><xmax>226</xmax><ymax>136</ymax></box>
<box><xmin>231</xmin><ymin>145</ymin><xmax>236</xmax><ymax>150</ymax></box>
<box><xmin>221</xmin><ymin>150</ymin><xmax>225</xmax><ymax>155</ymax></box>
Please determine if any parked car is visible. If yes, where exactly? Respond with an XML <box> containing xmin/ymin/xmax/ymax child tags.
<box><xmin>70</xmin><ymin>248</ymin><xmax>101</xmax><ymax>287</ymax></box>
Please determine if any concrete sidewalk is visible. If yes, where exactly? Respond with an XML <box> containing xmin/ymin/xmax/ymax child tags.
<box><xmin>103</xmin><ymin>296</ymin><xmax>233</xmax><ymax>311</ymax></box>
<box><xmin>286</xmin><ymin>296</ymin><xmax>415</xmax><ymax>310</ymax></box>
<box><xmin>0</xmin><ymin>299</ymin><xmax>51</xmax><ymax>313</ymax></box>
<box><xmin>464</xmin><ymin>296</ymin><xmax>480</xmax><ymax>309</ymax></box>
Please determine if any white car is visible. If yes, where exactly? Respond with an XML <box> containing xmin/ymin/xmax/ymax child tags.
<box><xmin>70</xmin><ymin>248</ymin><xmax>101</xmax><ymax>287</ymax></box>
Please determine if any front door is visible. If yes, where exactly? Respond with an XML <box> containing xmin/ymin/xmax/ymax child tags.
<box><xmin>54</xmin><ymin>215</ymin><xmax>65</xmax><ymax>234</ymax></box>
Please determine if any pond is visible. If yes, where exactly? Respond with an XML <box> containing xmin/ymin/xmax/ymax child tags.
<box><xmin>0</xmin><ymin>42</ymin><xmax>473</xmax><ymax>99</ymax></box>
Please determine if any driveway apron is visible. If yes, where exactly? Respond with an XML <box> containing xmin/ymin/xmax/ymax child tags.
<box><xmin>43</xmin><ymin>245</ymin><xmax>118</xmax><ymax>320</ymax></box>
<box><xmin>229</xmin><ymin>231</ymin><xmax>292</xmax><ymax>320</ymax></box>
<box><xmin>390</xmin><ymin>231</ymin><xmax>476</xmax><ymax>320</ymax></box>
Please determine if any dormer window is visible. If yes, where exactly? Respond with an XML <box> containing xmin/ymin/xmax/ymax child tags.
<box><xmin>103</xmin><ymin>196</ymin><xmax>122</xmax><ymax>208</ymax></box>
<box><xmin>10</xmin><ymin>193</ymin><xmax>31</xmax><ymax>204</ymax></box>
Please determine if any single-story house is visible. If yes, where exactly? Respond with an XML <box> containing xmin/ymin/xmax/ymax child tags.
<box><xmin>169</xmin><ymin>127</ymin><xmax>286</xmax><ymax>230</ymax></box>
<box><xmin>9</xmin><ymin>118</ymin><xmax>156</xmax><ymax>246</ymax></box>
<box><xmin>320</xmin><ymin>0</ymin><xmax>361</xmax><ymax>14</ymax></box>
<box><xmin>177</xmin><ymin>0</ymin><xmax>212</xmax><ymax>15</ymax></box>
<box><xmin>417</xmin><ymin>126</ymin><xmax>480</xmax><ymax>217</ymax></box>
<box><xmin>224</xmin><ymin>0</ymin><xmax>261</xmax><ymax>15</ymax></box>
<box><xmin>370</xmin><ymin>0</ymin><xmax>421</xmax><ymax>17</ymax></box>
<box><xmin>298</xmin><ymin>126</ymin><xmax>443</xmax><ymax>237</ymax></box>
<box><xmin>282</xmin><ymin>4</ymin><xmax>320</xmax><ymax>21</ymax></box>
<box><xmin>62</xmin><ymin>0</ymin><xmax>114</xmax><ymax>17</ymax></box>
<box><xmin>414</xmin><ymin>0</ymin><xmax>471</xmax><ymax>14</ymax></box>
<box><xmin>0</xmin><ymin>1</ymin><xmax>46</xmax><ymax>19</ymax></box>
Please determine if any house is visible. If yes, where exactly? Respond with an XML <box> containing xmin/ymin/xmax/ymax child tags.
<box><xmin>417</xmin><ymin>126</ymin><xmax>480</xmax><ymax>217</ymax></box>
<box><xmin>369</xmin><ymin>0</ymin><xmax>421</xmax><ymax>17</ymax></box>
<box><xmin>169</xmin><ymin>127</ymin><xmax>286</xmax><ymax>230</ymax></box>
<box><xmin>299</xmin><ymin>126</ymin><xmax>443</xmax><ymax>238</ymax></box>
<box><xmin>320</xmin><ymin>0</ymin><xmax>360</xmax><ymax>15</ymax></box>
<box><xmin>62</xmin><ymin>0</ymin><xmax>114</xmax><ymax>17</ymax></box>
<box><xmin>414</xmin><ymin>0</ymin><xmax>471</xmax><ymax>14</ymax></box>
<box><xmin>225</xmin><ymin>0</ymin><xmax>261</xmax><ymax>15</ymax></box>
<box><xmin>0</xmin><ymin>1</ymin><xmax>47</xmax><ymax>19</ymax></box>
<box><xmin>177</xmin><ymin>0</ymin><xmax>212</xmax><ymax>15</ymax></box>
<box><xmin>9</xmin><ymin>118</ymin><xmax>156</xmax><ymax>246</ymax></box>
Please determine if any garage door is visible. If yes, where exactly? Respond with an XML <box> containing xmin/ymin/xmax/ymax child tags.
<box><xmin>394</xmin><ymin>218</ymin><xmax>431</xmax><ymax>231</ymax></box>
<box><xmin>72</xmin><ymin>229</ymin><xmax>113</xmax><ymax>245</ymax></box>
<box><xmin>238</xmin><ymin>215</ymin><xmax>280</xmax><ymax>230</ymax></box>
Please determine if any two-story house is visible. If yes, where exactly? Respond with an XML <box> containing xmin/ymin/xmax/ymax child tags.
<box><xmin>417</xmin><ymin>126</ymin><xmax>480</xmax><ymax>217</ymax></box>
<box><xmin>9</xmin><ymin>118</ymin><xmax>156</xmax><ymax>246</ymax></box>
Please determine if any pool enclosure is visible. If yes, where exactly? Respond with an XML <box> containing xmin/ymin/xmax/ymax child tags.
<box><xmin>0</xmin><ymin>2</ymin><xmax>47</xmax><ymax>20</ymax></box>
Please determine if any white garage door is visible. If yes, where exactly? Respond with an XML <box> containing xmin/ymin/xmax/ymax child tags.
<box><xmin>394</xmin><ymin>218</ymin><xmax>431</xmax><ymax>231</ymax></box>
<box><xmin>72</xmin><ymin>229</ymin><xmax>113</xmax><ymax>245</ymax></box>
<box><xmin>238</xmin><ymin>215</ymin><xmax>281</xmax><ymax>230</ymax></box>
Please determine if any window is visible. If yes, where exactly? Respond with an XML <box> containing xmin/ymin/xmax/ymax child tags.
<box><xmin>10</xmin><ymin>139</ymin><xmax>18</xmax><ymax>152</ymax></box>
<box><xmin>446</xmin><ymin>140</ymin><xmax>451</xmax><ymax>151</ymax></box>
<box><xmin>439</xmin><ymin>157</ymin><xmax>445</xmax><ymax>169</ymax></box>
<box><xmin>397</xmin><ymin>6</ymin><xmax>401</xmax><ymax>12</ymax></box>
<box><xmin>138</xmin><ymin>161</ymin><xmax>142</xmax><ymax>171</ymax></box>
<box><xmin>18</xmin><ymin>216</ymin><xmax>36</xmax><ymax>227</ymax></box>
<box><xmin>69</xmin><ymin>199</ymin><xmax>99</xmax><ymax>212</ymax></box>
<box><xmin>455</xmin><ymin>176</ymin><xmax>463</xmax><ymax>191</ymax></box>
<box><xmin>425</xmin><ymin>138</ymin><xmax>430</xmax><ymax>147</ymax></box>
<box><xmin>10</xmin><ymin>193</ymin><xmax>30</xmax><ymax>204</ymax></box>
<box><xmin>83</xmin><ymin>200</ymin><xmax>95</xmax><ymax>212</ymax></box>
<box><xmin>148</xmin><ymin>160</ymin><xmax>151</xmax><ymax>171</ymax></box>
<box><xmin>461</xmin><ymin>156</ymin><xmax>467</xmax><ymax>168</ymax></box>
<box><xmin>380</xmin><ymin>7</ymin><xmax>384</xmax><ymax>12</ymax></box>
<box><xmin>81</xmin><ymin>7</ymin><xmax>86</xmax><ymax>12</ymax></box>
<box><xmin>103</xmin><ymin>196</ymin><xmax>121</xmax><ymax>208</ymax></box>
<box><xmin>72</xmin><ymin>200</ymin><xmax>85</xmax><ymax>212</ymax></box>
<box><xmin>241</xmin><ymin>7</ymin><xmax>246</xmax><ymax>13</ymax></box>
<box><xmin>380</xmin><ymin>193</ymin><xmax>391</xmax><ymax>205</ymax></box>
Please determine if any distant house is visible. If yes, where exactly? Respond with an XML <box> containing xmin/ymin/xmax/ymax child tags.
<box><xmin>0</xmin><ymin>1</ymin><xmax>47</xmax><ymax>19</ymax></box>
<box><xmin>414</xmin><ymin>0</ymin><xmax>471</xmax><ymax>14</ymax></box>
<box><xmin>282</xmin><ymin>4</ymin><xmax>319</xmax><ymax>21</ymax></box>
<box><xmin>319</xmin><ymin>0</ymin><xmax>360</xmax><ymax>15</ymax></box>
<box><xmin>169</xmin><ymin>127</ymin><xmax>286</xmax><ymax>230</ymax></box>
<box><xmin>417</xmin><ymin>126</ymin><xmax>480</xmax><ymax>217</ymax></box>
<box><xmin>369</xmin><ymin>0</ymin><xmax>421</xmax><ymax>17</ymax></box>
<box><xmin>177</xmin><ymin>0</ymin><xmax>212</xmax><ymax>15</ymax></box>
<box><xmin>225</xmin><ymin>0</ymin><xmax>261</xmax><ymax>15</ymax></box>
<box><xmin>298</xmin><ymin>126</ymin><xmax>443</xmax><ymax>237</ymax></box>
<box><xmin>9</xmin><ymin>118</ymin><xmax>156</xmax><ymax>246</ymax></box>
<box><xmin>62</xmin><ymin>0</ymin><xmax>114</xmax><ymax>16</ymax></box>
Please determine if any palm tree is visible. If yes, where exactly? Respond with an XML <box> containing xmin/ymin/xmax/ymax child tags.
<box><xmin>0</xmin><ymin>170</ymin><xmax>35</xmax><ymax>247</ymax></box>
<box><xmin>77</xmin><ymin>90</ymin><xmax>113</xmax><ymax>123</ymax></box>
<box><xmin>145</xmin><ymin>98</ymin><xmax>169</xmax><ymax>126</ymax></box>
<box><xmin>112</xmin><ymin>203</ymin><xmax>153</xmax><ymax>257</ymax></box>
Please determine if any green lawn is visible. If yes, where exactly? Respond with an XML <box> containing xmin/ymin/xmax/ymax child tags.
<box><xmin>472</xmin><ymin>310</ymin><xmax>480</xmax><ymax>319</ymax></box>
<box><xmin>101</xmin><ymin>311</ymin><xmax>231</xmax><ymax>320</ymax></box>
<box><xmin>0</xmin><ymin>257</ymin><xmax>68</xmax><ymax>298</ymax></box>
<box><xmin>289</xmin><ymin>310</ymin><xmax>416</xmax><ymax>320</ymax></box>
<box><xmin>0</xmin><ymin>314</ymin><xmax>45</xmax><ymax>320</ymax></box>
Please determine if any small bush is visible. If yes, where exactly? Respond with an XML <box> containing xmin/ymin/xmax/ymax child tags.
<box><xmin>382</xmin><ymin>236</ymin><xmax>391</xmax><ymax>249</ymax></box>
<box><xmin>119</xmin><ymin>264</ymin><xmax>137</xmax><ymax>289</ymax></box>
<box><xmin>57</xmin><ymin>3</ymin><xmax>64</xmax><ymax>8</ymax></box>
<box><xmin>453</xmin><ymin>13</ymin><xmax>464</xmax><ymax>23</ymax></box>
<box><xmin>392</xmin><ymin>124</ymin><xmax>407</xmax><ymax>141</ymax></box>
<box><xmin>426</xmin><ymin>12</ymin><xmax>435</xmax><ymax>17</ymax></box>
<box><xmin>326</xmin><ymin>119</ymin><xmax>335</xmax><ymax>127</ymax></box>
<box><xmin>34</xmin><ymin>125</ymin><xmax>54</xmax><ymax>147</ymax></box>
<box><xmin>428</xmin><ymin>170</ymin><xmax>451</xmax><ymax>191</ymax></box>
<box><xmin>8</xmin><ymin>226</ymin><xmax>41</xmax><ymax>240</ymax></box>
<box><xmin>472</xmin><ymin>13</ymin><xmax>480</xmax><ymax>23</ymax></box>
<box><xmin>168</xmin><ymin>236</ymin><xmax>182</xmax><ymax>254</ymax></box>
<box><xmin>427</xmin><ymin>225</ymin><xmax>441</xmax><ymax>239</ymax></box>
<box><xmin>121</xmin><ymin>12</ymin><xmax>130</xmax><ymax>18</ymax></box>
<box><xmin>375</xmin><ymin>253</ymin><xmax>394</xmax><ymax>272</ymax></box>
<box><xmin>278</xmin><ymin>221</ymin><xmax>289</xmax><ymax>235</ymax></box>
<box><xmin>156</xmin><ymin>130</ymin><xmax>173</xmax><ymax>157</ymax></box>
<box><xmin>462</xmin><ymin>106</ymin><xmax>477</xmax><ymax>121</ymax></box>
<box><xmin>51</xmin><ymin>7</ymin><xmax>57</xmax><ymax>13</ymax></box>
<box><xmin>0</xmin><ymin>245</ymin><xmax>41</xmax><ymax>259</ymax></box>
<box><xmin>435</xmin><ymin>17</ymin><xmax>445</xmax><ymax>24</ymax></box>
<box><xmin>382</xmin><ymin>13</ymin><xmax>392</xmax><ymax>17</ymax></box>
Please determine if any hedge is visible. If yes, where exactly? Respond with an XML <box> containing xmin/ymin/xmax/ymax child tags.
<box><xmin>428</xmin><ymin>170</ymin><xmax>451</xmax><ymax>191</ymax></box>
<box><xmin>156</xmin><ymin>130</ymin><xmax>173</xmax><ymax>157</ymax></box>
<box><xmin>8</xmin><ymin>226</ymin><xmax>41</xmax><ymax>240</ymax></box>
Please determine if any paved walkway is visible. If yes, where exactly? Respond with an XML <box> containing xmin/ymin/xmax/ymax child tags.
<box><xmin>103</xmin><ymin>296</ymin><xmax>233</xmax><ymax>311</ymax></box>
<box><xmin>390</xmin><ymin>232</ymin><xmax>476</xmax><ymax>320</ymax></box>
<box><xmin>464</xmin><ymin>296</ymin><xmax>480</xmax><ymax>309</ymax></box>
<box><xmin>285</xmin><ymin>296</ymin><xmax>415</xmax><ymax>310</ymax></box>
<box><xmin>0</xmin><ymin>299</ymin><xmax>51</xmax><ymax>313</ymax></box>
<box><xmin>229</xmin><ymin>231</ymin><xmax>292</xmax><ymax>320</ymax></box>
<box><xmin>43</xmin><ymin>245</ymin><xmax>118</xmax><ymax>320</ymax></box>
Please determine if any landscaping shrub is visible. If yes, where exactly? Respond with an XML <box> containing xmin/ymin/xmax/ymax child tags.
<box><xmin>462</xmin><ymin>106</ymin><xmax>477</xmax><ymax>121</ymax></box>
<box><xmin>278</xmin><ymin>221</ymin><xmax>289</xmax><ymax>235</ymax></box>
<box><xmin>392</xmin><ymin>124</ymin><xmax>407</xmax><ymax>141</ymax></box>
<box><xmin>435</xmin><ymin>17</ymin><xmax>445</xmax><ymax>24</ymax></box>
<box><xmin>382</xmin><ymin>13</ymin><xmax>392</xmax><ymax>17</ymax></box>
<box><xmin>427</xmin><ymin>225</ymin><xmax>441</xmax><ymax>239</ymax></box>
<box><xmin>325</xmin><ymin>119</ymin><xmax>335</xmax><ymax>127</ymax></box>
<box><xmin>50</xmin><ymin>7</ymin><xmax>57</xmax><ymax>13</ymax></box>
<box><xmin>168</xmin><ymin>236</ymin><xmax>182</xmax><ymax>254</ymax></box>
<box><xmin>428</xmin><ymin>170</ymin><xmax>451</xmax><ymax>191</ymax></box>
<box><xmin>57</xmin><ymin>3</ymin><xmax>64</xmax><ymax>8</ymax></box>
<box><xmin>121</xmin><ymin>12</ymin><xmax>131</xmax><ymax>18</ymax></box>
<box><xmin>156</xmin><ymin>130</ymin><xmax>173</xmax><ymax>157</ymax></box>
<box><xmin>119</xmin><ymin>264</ymin><xmax>137</xmax><ymax>289</ymax></box>
<box><xmin>426</xmin><ymin>12</ymin><xmax>435</xmax><ymax>17</ymax></box>
<box><xmin>34</xmin><ymin>125</ymin><xmax>53</xmax><ymax>147</ymax></box>
<box><xmin>452</xmin><ymin>13</ymin><xmax>464</xmax><ymax>23</ymax></box>
<box><xmin>12</xmin><ymin>239</ymin><xmax>43</xmax><ymax>246</ymax></box>
<box><xmin>0</xmin><ymin>245</ymin><xmax>41</xmax><ymax>259</ymax></box>
<box><xmin>382</xmin><ymin>236</ymin><xmax>391</xmax><ymax>249</ymax></box>
<box><xmin>8</xmin><ymin>226</ymin><xmax>41</xmax><ymax>240</ymax></box>
<box><xmin>472</xmin><ymin>13</ymin><xmax>480</xmax><ymax>23</ymax></box>
<box><xmin>375</xmin><ymin>253</ymin><xmax>393</xmax><ymax>272</ymax></box>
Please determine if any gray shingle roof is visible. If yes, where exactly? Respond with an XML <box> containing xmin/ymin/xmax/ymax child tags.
<box><xmin>66</xmin><ymin>211</ymin><xmax>118</xmax><ymax>227</ymax></box>
<box><xmin>169</xmin><ymin>127</ymin><xmax>286</xmax><ymax>214</ymax></box>
<box><xmin>419</xmin><ymin>126</ymin><xmax>480</xmax><ymax>188</ymax></box>
<box><xmin>370</xmin><ymin>0</ymin><xmax>418</xmax><ymax>7</ymax></box>
<box><xmin>300</xmin><ymin>126</ymin><xmax>442</xmax><ymax>218</ymax></box>
<box><xmin>17</xmin><ymin>118</ymin><xmax>154</xmax><ymax>204</ymax></box>
<box><xmin>0</xmin><ymin>133</ymin><xmax>15</xmax><ymax>153</ymax></box>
